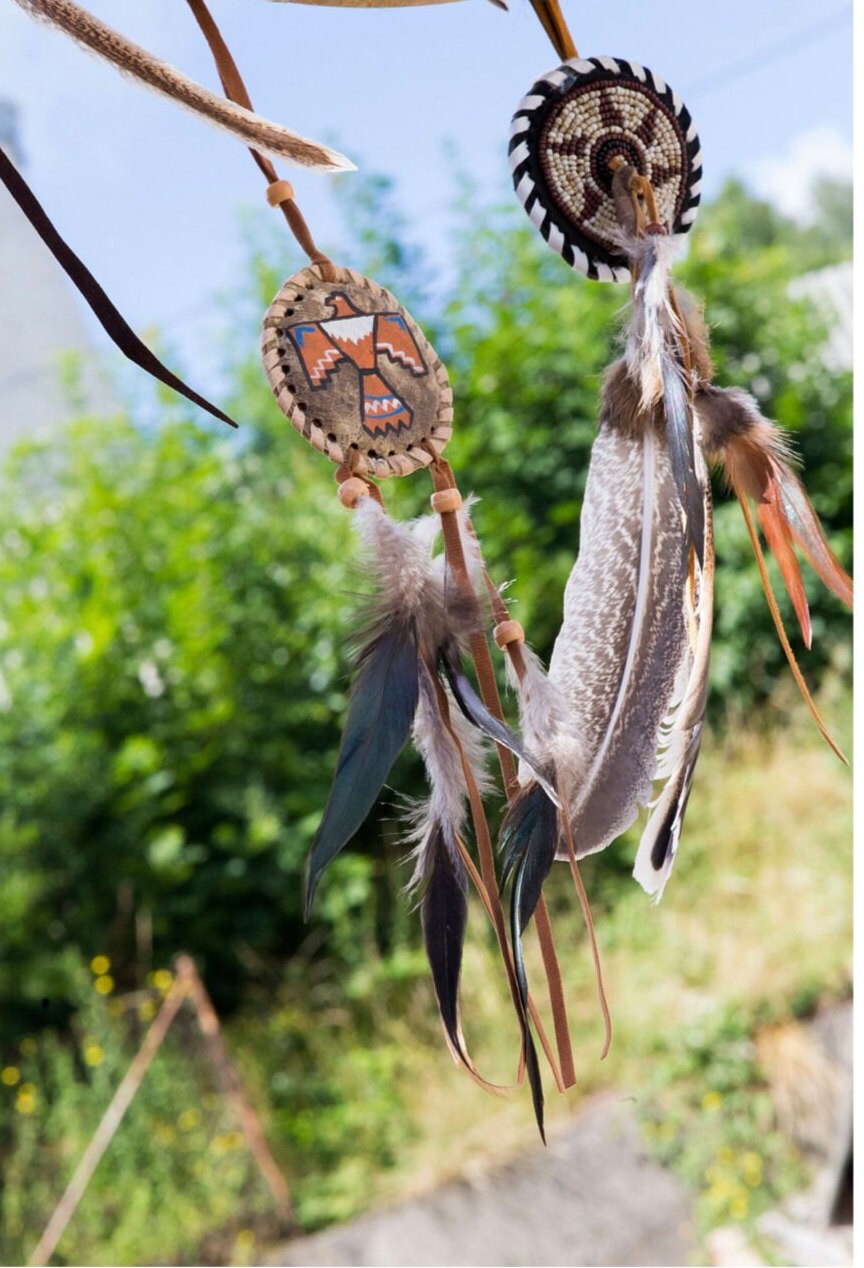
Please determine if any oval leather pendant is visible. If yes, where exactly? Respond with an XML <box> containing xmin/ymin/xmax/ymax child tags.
<box><xmin>262</xmin><ymin>266</ymin><xmax>452</xmax><ymax>478</ymax></box>
<box><xmin>510</xmin><ymin>57</ymin><xmax>702</xmax><ymax>282</ymax></box>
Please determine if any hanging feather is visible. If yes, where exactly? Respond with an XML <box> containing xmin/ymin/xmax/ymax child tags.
<box><xmin>632</xmin><ymin>485</ymin><xmax>714</xmax><ymax>898</ymax></box>
<box><xmin>697</xmin><ymin>385</ymin><xmax>853</xmax><ymax>638</ymax></box>
<box><xmin>14</xmin><ymin>0</ymin><xmax>355</xmax><ymax>170</ymax></box>
<box><xmin>438</xmin><ymin>644</ymin><xmax>560</xmax><ymax>807</ymax></box>
<box><xmin>405</xmin><ymin>664</ymin><xmax>492</xmax><ymax>1074</ymax></box>
<box><xmin>613</xmin><ymin>164</ymin><xmax>705</xmax><ymax>565</ymax></box>
<box><xmin>546</xmin><ymin>386</ymin><xmax>697</xmax><ymax>865</ymax></box>
<box><xmin>305</xmin><ymin>500</ymin><xmax>443</xmax><ymax>914</ymax></box>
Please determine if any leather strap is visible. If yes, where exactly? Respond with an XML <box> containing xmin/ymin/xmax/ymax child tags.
<box><xmin>0</xmin><ymin>146</ymin><xmax>238</xmax><ymax>430</ymax></box>
<box><xmin>183</xmin><ymin>0</ymin><xmax>337</xmax><ymax>281</ymax></box>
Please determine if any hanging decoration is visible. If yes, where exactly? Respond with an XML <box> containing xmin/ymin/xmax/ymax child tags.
<box><xmin>5</xmin><ymin>0</ymin><xmax>852</xmax><ymax>1140</ymax></box>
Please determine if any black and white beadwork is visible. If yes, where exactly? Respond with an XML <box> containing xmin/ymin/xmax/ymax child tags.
<box><xmin>510</xmin><ymin>57</ymin><xmax>702</xmax><ymax>282</ymax></box>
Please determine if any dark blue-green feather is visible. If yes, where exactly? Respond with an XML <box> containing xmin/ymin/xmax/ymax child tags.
<box><xmin>305</xmin><ymin>622</ymin><xmax>419</xmax><ymax>916</ymax></box>
<box><xmin>420</xmin><ymin>827</ymin><xmax>469</xmax><ymax>1062</ymax></box>
<box><xmin>438</xmin><ymin>647</ymin><xmax>559</xmax><ymax>807</ymax></box>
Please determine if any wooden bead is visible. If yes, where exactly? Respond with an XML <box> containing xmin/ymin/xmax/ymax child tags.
<box><xmin>266</xmin><ymin>179</ymin><xmax>296</xmax><ymax>207</ymax></box>
<box><xmin>494</xmin><ymin>620</ymin><xmax>525</xmax><ymax>649</ymax></box>
<box><xmin>338</xmin><ymin>477</ymin><xmax>370</xmax><ymax>509</ymax></box>
<box><xmin>430</xmin><ymin>488</ymin><xmax>463</xmax><ymax>514</ymax></box>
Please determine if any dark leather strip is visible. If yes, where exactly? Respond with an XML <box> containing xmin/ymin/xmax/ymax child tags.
<box><xmin>0</xmin><ymin>145</ymin><xmax>238</xmax><ymax>430</ymax></box>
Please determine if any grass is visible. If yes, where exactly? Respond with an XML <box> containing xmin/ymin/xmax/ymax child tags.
<box><xmin>291</xmin><ymin>691</ymin><xmax>853</xmax><ymax>1228</ymax></box>
<box><xmin>1</xmin><ymin>696</ymin><xmax>851</xmax><ymax>1264</ymax></box>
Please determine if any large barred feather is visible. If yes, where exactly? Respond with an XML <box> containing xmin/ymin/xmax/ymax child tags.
<box><xmin>547</xmin><ymin>418</ymin><xmax>694</xmax><ymax>862</ymax></box>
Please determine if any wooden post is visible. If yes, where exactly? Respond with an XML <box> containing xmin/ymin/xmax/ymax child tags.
<box><xmin>28</xmin><ymin>974</ymin><xmax>189</xmax><ymax>1267</ymax></box>
<box><xmin>175</xmin><ymin>954</ymin><xmax>294</xmax><ymax>1225</ymax></box>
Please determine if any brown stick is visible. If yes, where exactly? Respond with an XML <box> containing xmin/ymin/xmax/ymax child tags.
<box><xmin>28</xmin><ymin>974</ymin><xmax>189</xmax><ymax>1267</ymax></box>
<box><xmin>176</xmin><ymin>954</ymin><xmax>295</xmax><ymax>1222</ymax></box>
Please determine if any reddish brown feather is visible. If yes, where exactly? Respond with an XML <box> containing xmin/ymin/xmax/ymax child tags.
<box><xmin>757</xmin><ymin>479</ymin><xmax>812</xmax><ymax>649</ymax></box>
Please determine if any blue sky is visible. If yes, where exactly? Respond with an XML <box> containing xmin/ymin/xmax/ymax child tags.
<box><xmin>0</xmin><ymin>0</ymin><xmax>853</xmax><ymax>385</ymax></box>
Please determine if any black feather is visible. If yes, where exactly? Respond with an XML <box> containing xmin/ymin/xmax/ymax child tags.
<box><xmin>661</xmin><ymin>356</ymin><xmax>705</xmax><ymax>566</ymax></box>
<box><xmin>305</xmin><ymin>621</ymin><xmax>420</xmax><ymax>916</ymax></box>
<box><xmin>524</xmin><ymin>1027</ymin><xmax>546</xmax><ymax>1144</ymax></box>
<box><xmin>420</xmin><ymin>827</ymin><xmax>469</xmax><ymax>1063</ymax></box>
<box><xmin>438</xmin><ymin>647</ymin><xmax>560</xmax><ymax>807</ymax></box>
<box><xmin>499</xmin><ymin>780</ymin><xmax>559</xmax><ymax>888</ymax></box>
<box><xmin>500</xmin><ymin>783</ymin><xmax>558</xmax><ymax>1144</ymax></box>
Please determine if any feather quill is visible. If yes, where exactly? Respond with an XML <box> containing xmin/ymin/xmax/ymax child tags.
<box><xmin>14</xmin><ymin>0</ymin><xmax>355</xmax><ymax>170</ymax></box>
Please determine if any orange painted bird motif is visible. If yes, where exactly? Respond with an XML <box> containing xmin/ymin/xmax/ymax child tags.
<box><xmin>289</xmin><ymin>292</ymin><xmax>428</xmax><ymax>438</ymax></box>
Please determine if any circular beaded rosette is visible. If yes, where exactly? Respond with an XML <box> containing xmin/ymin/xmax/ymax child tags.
<box><xmin>262</xmin><ymin>265</ymin><xmax>452</xmax><ymax>478</ymax></box>
<box><xmin>509</xmin><ymin>56</ymin><xmax>702</xmax><ymax>282</ymax></box>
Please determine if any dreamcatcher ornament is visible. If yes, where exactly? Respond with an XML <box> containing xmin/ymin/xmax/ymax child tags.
<box><xmin>5</xmin><ymin>0</ymin><xmax>852</xmax><ymax>1139</ymax></box>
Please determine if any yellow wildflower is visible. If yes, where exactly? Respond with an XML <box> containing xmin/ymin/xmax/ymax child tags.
<box><xmin>83</xmin><ymin>1043</ymin><xmax>104</xmax><ymax>1068</ymax></box>
<box><xmin>90</xmin><ymin>955</ymin><xmax>111</xmax><ymax>976</ymax></box>
<box><xmin>94</xmin><ymin>975</ymin><xmax>114</xmax><ymax>995</ymax></box>
<box><xmin>15</xmin><ymin>1084</ymin><xmax>36</xmax><ymax>1115</ymax></box>
<box><xmin>177</xmin><ymin>1108</ymin><xmax>201</xmax><ymax>1131</ymax></box>
<box><xmin>138</xmin><ymin>998</ymin><xmax>158</xmax><ymax>1022</ymax></box>
<box><xmin>1</xmin><ymin>1066</ymin><xmax>20</xmax><ymax>1086</ymax></box>
<box><xmin>701</xmin><ymin>1090</ymin><xmax>722</xmax><ymax>1111</ymax></box>
<box><xmin>152</xmin><ymin>969</ymin><xmax>174</xmax><ymax>995</ymax></box>
<box><xmin>19</xmin><ymin>1038</ymin><xmax>37</xmax><ymax>1057</ymax></box>
<box><xmin>730</xmin><ymin>1194</ymin><xmax>749</xmax><ymax>1220</ymax></box>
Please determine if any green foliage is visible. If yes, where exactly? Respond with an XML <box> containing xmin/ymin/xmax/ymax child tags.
<box><xmin>0</xmin><ymin>957</ymin><xmax>275</xmax><ymax>1266</ymax></box>
<box><xmin>0</xmin><ymin>410</ymin><xmax>362</xmax><ymax>1027</ymax></box>
<box><xmin>639</xmin><ymin>1005</ymin><xmax>808</xmax><ymax>1238</ymax></box>
<box><xmin>0</xmin><ymin>169</ymin><xmax>852</xmax><ymax>1261</ymax></box>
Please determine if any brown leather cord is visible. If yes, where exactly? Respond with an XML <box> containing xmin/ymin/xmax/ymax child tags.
<box><xmin>561</xmin><ymin>812</ymin><xmax>612</xmax><ymax>1059</ymax></box>
<box><xmin>429</xmin><ymin>668</ymin><xmax>566</xmax><ymax>1094</ymax></box>
<box><xmin>461</xmin><ymin>511</ymin><xmax>578</xmax><ymax>1089</ymax></box>
<box><xmin>528</xmin><ymin>0</ymin><xmax>579</xmax><ymax>61</ymax></box>
<box><xmin>427</xmin><ymin>456</ymin><xmax>519</xmax><ymax>793</ymax></box>
<box><xmin>0</xmin><ymin>146</ymin><xmax>238</xmax><ymax>431</ymax></box>
<box><xmin>334</xmin><ymin>452</ymin><xmax>384</xmax><ymax>506</ymax></box>
<box><xmin>427</xmin><ymin>454</ymin><xmax>577</xmax><ymax>1093</ymax></box>
<box><xmin>183</xmin><ymin>0</ymin><xmax>337</xmax><ymax>281</ymax></box>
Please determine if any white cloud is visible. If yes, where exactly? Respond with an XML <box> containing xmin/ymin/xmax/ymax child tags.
<box><xmin>749</xmin><ymin>127</ymin><xmax>853</xmax><ymax>221</ymax></box>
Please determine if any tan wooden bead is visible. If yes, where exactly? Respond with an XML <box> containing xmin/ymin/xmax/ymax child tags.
<box><xmin>494</xmin><ymin>620</ymin><xmax>525</xmax><ymax>649</ymax></box>
<box><xmin>430</xmin><ymin>488</ymin><xmax>462</xmax><ymax>514</ymax></box>
<box><xmin>266</xmin><ymin>179</ymin><xmax>296</xmax><ymax>207</ymax></box>
<box><xmin>338</xmin><ymin>478</ymin><xmax>370</xmax><ymax>509</ymax></box>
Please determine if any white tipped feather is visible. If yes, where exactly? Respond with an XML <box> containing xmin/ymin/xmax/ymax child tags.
<box><xmin>14</xmin><ymin>0</ymin><xmax>356</xmax><ymax>170</ymax></box>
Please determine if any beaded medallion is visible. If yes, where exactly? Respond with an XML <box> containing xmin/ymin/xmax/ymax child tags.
<box><xmin>262</xmin><ymin>265</ymin><xmax>453</xmax><ymax>478</ymax></box>
<box><xmin>510</xmin><ymin>57</ymin><xmax>702</xmax><ymax>282</ymax></box>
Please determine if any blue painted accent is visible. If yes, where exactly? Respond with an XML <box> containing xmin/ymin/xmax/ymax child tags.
<box><xmin>293</xmin><ymin>325</ymin><xmax>317</xmax><ymax>345</ymax></box>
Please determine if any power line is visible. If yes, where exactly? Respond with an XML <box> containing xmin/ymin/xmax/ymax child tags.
<box><xmin>683</xmin><ymin>6</ymin><xmax>851</xmax><ymax>97</ymax></box>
